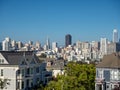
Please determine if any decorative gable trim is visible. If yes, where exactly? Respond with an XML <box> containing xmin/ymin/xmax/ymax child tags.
<box><xmin>19</xmin><ymin>55</ymin><xmax>27</xmax><ymax>66</ymax></box>
<box><xmin>0</xmin><ymin>53</ymin><xmax>9</xmax><ymax>64</ymax></box>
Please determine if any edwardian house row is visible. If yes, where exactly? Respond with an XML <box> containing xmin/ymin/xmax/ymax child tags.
<box><xmin>95</xmin><ymin>53</ymin><xmax>120</xmax><ymax>90</ymax></box>
<box><xmin>0</xmin><ymin>51</ymin><xmax>52</xmax><ymax>90</ymax></box>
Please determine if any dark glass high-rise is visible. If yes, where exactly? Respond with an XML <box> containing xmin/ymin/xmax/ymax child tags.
<box><xmin>65</xmin><ymin>34</ymin><xmax>72</xmax><ymax>47</ymax></box>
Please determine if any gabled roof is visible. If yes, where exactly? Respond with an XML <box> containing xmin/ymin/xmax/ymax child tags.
<box><xmin>47</xmin><ymin>60</ymin><xmax>65</xmax><ymax>70</ymax></box>
<box><xmin>0</xmin><ymin>51</ymin><xmax>41</xmax><ymax>65</ymax></box>
<box><xmin>96</xmin><ymin>53</ymin><xmax>120</xmax><ymax>68</ymax></box>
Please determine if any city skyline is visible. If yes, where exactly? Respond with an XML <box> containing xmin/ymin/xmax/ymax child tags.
<box><xmin>0</xmin><ymin>29</ymin><xmax>120</xmax><ymax>47</ymax></box>
<box><xmin>0</xmin><ymin>0</ymin><xmax>120</xmax><ymax>44</ymax></box>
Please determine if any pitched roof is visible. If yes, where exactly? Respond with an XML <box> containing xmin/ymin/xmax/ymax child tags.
<box><xmin>0</xmin><ymin>51</ymin><xmax>41</xmax><ymax>65</ymax></box>
<box><xmin>96</xmin><ymin>53</ymin><xmax>120</xmax><ymax>68</ymax></box>
<box><xmin>46</xmin><ymin>60</ymin><xmax>65</xmax><ymax>70</ymax></box>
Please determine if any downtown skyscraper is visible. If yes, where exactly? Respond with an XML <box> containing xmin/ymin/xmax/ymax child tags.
<box><xmin>100</xmin><ymin>38</ymin><xmax>108</xmax><ymax>57</ymax></box>
<box><xmin>65</xmin><ymin>34</ymin><xmax>72</xmax><ymax>47</ymax></box>
<box><xmin>113</xmin><ymin>29</ymin><xmax>118</xmax><ymax>43</ymax></box>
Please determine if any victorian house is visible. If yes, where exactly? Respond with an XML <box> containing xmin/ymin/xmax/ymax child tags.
<box><xmin>0</xmin><ymin>51</ymin><xmax>51</xmax><ymax>90</ymax></box>
<box><xmin>95</xmin><ymin>53</ymin><xmax>120</xmax><ymax>90</ymax></box>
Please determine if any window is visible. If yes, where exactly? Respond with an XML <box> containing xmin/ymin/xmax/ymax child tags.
<box><xmin>98</xmin><ymin>70</ymin><xmax>102</xmax><ymax>78</ymax></box>
<box><xmin>113</xmin><ymin>71</ymin><xmax>118</xmax><ymax>80</ymax></box>
<box><xmin>18</xmin><ymin>70</ymin><xmax>20</xmax><ymax>75</ymax></box>
<box><xmin>30</xmin><ymin>68</ymin><xmax>33</xmax><ymax>74</ymax></box>
<box><xmin>104</xmin><ymin>70</ymin><xmax>110</xmax><ymax>81</ymax></box>
<box><xmin>27</xmin><ymin>68</ymin><xmax>30</xmax><ymax>75</ymax></box>
<box><xmin>22</xmin><ymin>81</ymin><xmax>24</xmax><ymax>89</ymax></box>
<box><xmin>1</xmin><ymin>69</ymin><xmax>3</xmax><ymax>76</ymax></box>
<box><xmin>17</xmin><ymin>81</ymin><xmax>20</xmax><ymax>89</ymax></box>
<box><xmin>111</xmin><ymin>70</ymin><xmax>118</xmax><ymax>80</ymax></box>
<box><xmin>31</xmin><ymin>79</ymin><xmax>33</xmax><ymax>87</ymax></box>
<box><xmin>26</xmin><ymin>80</ymin><xmax>29</xmax><ymax>87</ymax></box>
<box><xmin>36</xmin><ymin>67</ymin><xmax>39</xmax><ymax>73</ymax></box>
<box><xmin>22</xmin><ymin>69</ymin><xmax>24</xmax><ymax>76</ymax></box>
<box><xmin>0</xmin><ymin>59</ymin><xmax>4</xmax><ymax>64</ymax></box>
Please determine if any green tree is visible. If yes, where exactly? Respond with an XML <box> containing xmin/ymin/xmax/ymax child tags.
<box><xmin>40</xmin><ymin>62</ymin><xmax>96</xmax><ymax>90</ymax></box>
<box><xmin>0</xmin><ymin>79</ymin><xmax>9</xmax><ymax>89</ymax></box>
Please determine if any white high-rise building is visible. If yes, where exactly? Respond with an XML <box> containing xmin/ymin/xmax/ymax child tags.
<box><xmin>2</xmin><ymin>40</ymin><xmax>9</xmax><ymax>51</ymax></box>
<box><xmin>2</xmin><ymin>37</ymin><xmax>11</xmax><ymax>51</ymax></box>
<box><xmin>113</xmin><ymin>29</ymin><xmax>118</xmax><ymax>43</ymax></box>
<box><xmin>52</xmin><ymin>42</ymin><xmax>58</xmax><ymax>50</ymax></box>
<box><xmin>100</xmin><ymin>38</ymin><xmax>108</xmax><ymax>56</ymax></box>
<box><xmin>46</xmin><ymin>37</ymin><xmax>50</xmax><ymax>50</ymax></box>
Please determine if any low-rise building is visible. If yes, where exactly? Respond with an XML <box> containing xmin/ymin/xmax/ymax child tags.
<box><xmin>46</xmin><ymin>60</ymin><xmax>65</xmax><ymax>78</ymax></box>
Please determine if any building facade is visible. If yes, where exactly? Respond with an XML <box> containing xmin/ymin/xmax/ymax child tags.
<box><xmin>100</xmin><ymin>38</ymin><xmax>108</xmax><ymax>57</ymax></box>
<box><xmin>107</xmin><ymin>42</ymin><xmax>120</xmax><ymax>55</ymax></box>
<box><xmin>0</xmin><ymin>51</ymin><xmax>51</xmax><ymax>90</ymax></box>
<box><xmin>95</xmin><ymin>53</ymin><xmax>120</xmax><ymax>90</ymax></box>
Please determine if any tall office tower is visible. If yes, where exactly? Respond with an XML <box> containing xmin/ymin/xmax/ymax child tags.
<box><xmin>65</xmin><ymin>34</ymin><xmax>72</xmax><ymax>47</ymax></box>
<box><xmin>113</xmin><ymin>29</ymin><xmax>118</xmax><ymax>43</ymax></box>
<box><xmin>100</xmin><ymin>38</ymin><xmax>108</xmax><ymax>56</ymax></box>
<box><xmin>46</xmin><ymin>37</ymin><xmax>50</xmax><ymax>50</ymax></box>
<box><xmin>52</xmin><ymin>42</ymin><xmax>58</xmax><ymax>50</ymax></box>
<box><xmin>2</xmin><ymin>37</ymin><xmax>11</xmax><ymax>51</ymax></box>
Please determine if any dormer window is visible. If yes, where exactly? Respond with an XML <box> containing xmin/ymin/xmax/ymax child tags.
<box><xmin>20</xmin><ymin>60</ymin><xmax>27</xmax><ymax>65</ymax></box>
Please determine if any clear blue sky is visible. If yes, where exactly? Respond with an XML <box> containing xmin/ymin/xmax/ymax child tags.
<box><xmin>0</xmin><ymin>0</ymin><xmax>120</xmax><ymax>46</ymax></box>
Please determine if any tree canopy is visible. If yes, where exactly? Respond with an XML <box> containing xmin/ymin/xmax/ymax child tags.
<box><xmin>44</xmin><ymin>62</ymin><xmax>96</xmax><ymax>90</ymax></box>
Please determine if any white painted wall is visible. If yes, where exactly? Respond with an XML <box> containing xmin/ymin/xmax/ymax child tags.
<box><xmin>0</xmin><ymin>66</ymin><xmax>18</xmax><ymax>90</ymax></box>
